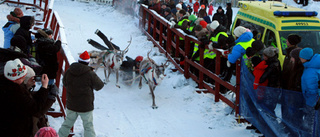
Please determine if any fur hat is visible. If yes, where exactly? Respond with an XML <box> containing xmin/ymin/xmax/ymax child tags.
<box><xmin>37</xmin><ymin>28</ymin><xmax>53</xmax><ymax>38</ymax></box>
<box><xmin>233</xmin><ymin>26</ymin><xmax>247</xmax><ymax>37</ymax></box>
<box><xmin>199</xmin><ymin>20</ymin><xmax>207</xmax><ymax>28</ymax></box>
<box><xmin>23</xmin><ymin>66</ymin><xmax>35</xmax><ymax>84</ymax></box>
<box><xmin>299</xmin><ymin>47</ymin><xmax>314</xmax><ymax>60</ymax></box>
<box><xmin>290</xmin><ymin>48</ymin><xmax>302</xmax><ymax>61</ymax></box>
<box><xmin>4</xmin><ymin>58</ymin><xmax>27</xmax><ymax>81</ymax></box>
<box><xmin>35</xmin><ymin>127</ymin><xmax>59</xmax><ymax>137</ymax></box>
<box><xmin>263</xmin><ymin>47</ymin><xmax>278</xmax><ymax>58</ymax></box>
<box><xmin>209</xmin><ymin>20</ymin><xmax>219</xmax><ymax>30</ymax></box>
<box><xmin>176</xmin><ymin>4</ymin><xmax>182</xmax><ymax>9</ymax></box>
<box><xmin>79</xmin><ymin>51</ymin><xmax>91</xmax><ymax>63</ymax></box>
<box><xmin>287</xmin><ymin>34</ymin><xmax>301</xmax><ymax>45</ymax></box>
<box><xmin>188</xmin><ymin>14</ymin><xmax>197</xmax><ymax>22</ymax></box>
<box><xmin>251</xmin><ymin>56</ymin><xmax>262</xmax><ymax>68</ymax></box>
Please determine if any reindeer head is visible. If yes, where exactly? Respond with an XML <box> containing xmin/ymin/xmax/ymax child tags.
<box><xmin>108</xmin><ymin>37</ymin><xmax>132</xmax><ymax>68</ymax></box>
<box><xmin>146</xmin><ymin>50</ymin><xmax>169</xmax><ymax>85</ymax></box>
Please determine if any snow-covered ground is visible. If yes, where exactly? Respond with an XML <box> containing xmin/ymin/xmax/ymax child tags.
<box><xmin>0</xmin><ymin>0</ymin><xmax>319</xmax><ymax>136</ymax></box>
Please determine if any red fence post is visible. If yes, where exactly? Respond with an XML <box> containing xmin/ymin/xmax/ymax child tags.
<box><xmin>214</xmin><ymin>51</ymin><xmax>221</xmax><ymax>102</ymax></box>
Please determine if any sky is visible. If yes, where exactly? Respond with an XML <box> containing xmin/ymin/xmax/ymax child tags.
<box><xmin>0</xmin><ymin>0</ymin><xmax>319</xmax><ymax>137</ymax></box>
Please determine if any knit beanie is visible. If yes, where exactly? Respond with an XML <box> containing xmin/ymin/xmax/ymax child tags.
<box><xmin>263</xmin><ymin>47</ymin><xmax>278</xmax><ymax>58</ymax></box>
<box><xmin>227</xmin><ymin>3</ymin><xmax>231</xmax><ymax>7</ymax></box>
<box><xmin>23</xmin><ymin>65</ymin><xmax>35</xmax><ymax>84</ymax></box>
<box><xmin>35</xmin><ymin>127</ymin><xmax>59</xmax><ymax>137</ymax></box>
<box><xmin>199</xmin><ymin>20</ymin><xmax>207</xmax><ymax>28</ymax></box>
<box><xmin>299</xmin><ymin>47</ymin><xmax>314</xmax><ymax>60</ymax></box>
<box><xmin>13</xmin><ymin>8</ymin><xmax>23</xmax><ymax>17</ymax></box>
<box><xmin>4</xmin><ymin>58</ymin><xmax>27</xmax><ymax>81</ymax></box>
<box><xmin>164</xmin><ymin>7</ymin><xmax>171</xmax><ymax>13</ymax></box>
<box><xmin>233</xmin><ymin>26</ymin><xmax>247</xmax><ymax>37</ymax></box>
<box><xmin>201</xmin><ymin>4</ymin><xmax>205</xmax><ymax>9</ymax></box>
<box><xmin>218</xmin><ymin>6</ymin><xmax>222</xmax><ymax>9</ymax></box>
<box><xmin>290</xmin><ymin>48</ymin><xmax>302</xmax><ymax>61</ymax></box>
<box><xmin>188</xmin><ymin>14</ymin><xmax>197</xmax><ymax>22</ymax></box>
<box><xmin>251</xmin><ymin>56</ymin><xmax>262</xmax><ymax>68</ymax></box>
<box><xmin>79</xmin><ymin>51</ymin><xmax>91</xmax><ymax>63</ymax></box>
<box><xmin>287</xmin><ymin>34</ymin><xmax>301</xmax><ymax>45</ymax></box>
<box><xmin>209</xmin><ymin>20</ymin><xmax>219</xmax><ymax>30</ymax></box>
<box><xmin>176</xmin><ymin>4</ymin><xmax>182</xmax><ymax>9</ymax></box>
<box><xmin>251</xmin><ymin>40</ymin><xmax>264</xmax><ymax>52</ymax></box>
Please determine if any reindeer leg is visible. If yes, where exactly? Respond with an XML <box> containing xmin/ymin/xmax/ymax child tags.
<box><xmin>107</xmin><ymin>67</ymin><xmax>111</xmax><ymax>83</ymax></box>
<box><xmin>139</xmin><ymin>76</ymin><xmax>143</xmax><ymax>89</ymax></box>
<box><xmin>103</xmin><ymin>67</ymin><xmax>109</xmax><ymax>84</ymax></box>
<box><xmin>116</xmin><ymin>70</ymin><xmax>120</xmax><ymax>88</ymax></box>
<box><xmin>149</xmin><ymin>84</ymin><xmax>157</xmax><ymax>109</ymax></box>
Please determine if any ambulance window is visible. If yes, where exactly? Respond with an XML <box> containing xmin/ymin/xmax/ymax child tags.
<box><xmin>265</xmin><ymin>29</ymin><xmax>276</xmax><ymax>48</ymax></box>
<box><xmin>234</xmin><ymin>19</ymin><xmax>265</xmax><ymax>40</ymax></box>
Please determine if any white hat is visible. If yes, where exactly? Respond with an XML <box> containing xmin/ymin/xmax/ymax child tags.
<box><xmin>4</xmin><ymin>58</ymin><xmax>27</xmax><ymax>81</ymax></box>
<box><xmin>176</xmin><ymin>4</ymin><xmax>182</xmax><ymax>9</ymax></box>
<box><xmin>23</xmin><ymin>66</ymin><xmax>35</xmax><ymax>84</ymax></box>
<box><xmin>209</xmin><ymin>20</ymin><xmax>219</xmax><ymax>30</ymax></box>
<box><xmin>233</xmin><ymin>26</ymin><xmax>247</xmax><ymax>37</ymax></box>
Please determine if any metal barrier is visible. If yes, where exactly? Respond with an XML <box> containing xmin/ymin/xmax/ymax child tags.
<box><xmin>139</xmin><ymin>4</ymin><xmax>241</xmax><ymax>116</ymax></box>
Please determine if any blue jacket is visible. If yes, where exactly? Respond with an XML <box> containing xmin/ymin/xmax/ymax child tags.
<box><xmin>301</xmin><ymin>54</ymin><xmax>320</xmax><ymax>107</ymax></box>
<box><xmin>2</xmin><ymin>21</ymin><xmax>17</xmax><ymax>49</ymax></box>
<box><xmin>228</xmin><ymin>32</ymin><xmax>253</xmax><ymax>64</ymax></box>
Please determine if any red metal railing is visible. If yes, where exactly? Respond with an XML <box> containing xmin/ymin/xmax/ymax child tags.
<box><xmin>139</xmin><ymin>5</ymin><xmax>241</xmax><ymax>116</ymax></box>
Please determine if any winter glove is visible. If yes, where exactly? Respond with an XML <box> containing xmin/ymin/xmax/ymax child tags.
<box><xmin>208</xmin><ymin>42</ymin><xmax>213</xmax><ymax>50</ymax></box>
<box><xmin>170</xmin><ymin>21</ymin><xmax>176</xmax><ymax>29</ymax></box>
<box><xmin>226</xmin><ymin>60</ymin><xmax>231</xmax><ymax>68</ymax></box>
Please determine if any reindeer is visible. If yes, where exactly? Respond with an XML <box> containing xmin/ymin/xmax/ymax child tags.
<box><xmin>138</xmin><ymin>50</ymin><xmax>169</xmax><ymax>109</ymax></box>
<box><xmin>88</xmin><ymin>37</ymin><xmax>131</xmax><ymax>88</ymax></box>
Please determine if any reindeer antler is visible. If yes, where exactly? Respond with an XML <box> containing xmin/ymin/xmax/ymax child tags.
<box><xmin>147</xmin><ymin>49</ymin><xmax>156</xmax><ymax>65</ymax></box>
<box><xmin>109</xmin><ymin>37</ymin><xmax>118</xmax><ymax>52</ymax></box>
<box><xmin>123</xmin><ymin>36</ymin><xmax>132</xmax><ymax>52</ymax></box>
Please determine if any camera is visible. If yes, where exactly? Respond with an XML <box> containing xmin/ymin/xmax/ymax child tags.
<box><xmin>34</xmin><ymin>75</ymin><xmax>42</xmax><ymax>82</ymax></box>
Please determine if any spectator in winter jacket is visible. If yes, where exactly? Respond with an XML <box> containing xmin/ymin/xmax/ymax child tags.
<box><xmin>287</xmin><ymin>48</ymin><xmax>304</xmax><ymax>91</ymax></box>
<box><xmin>163</xmin><ymin>7</ymin><xmax>173</xmax><ymax>21</ymax></box>
<box><xmin>0</xmin><ymin>58</ymin><xmax>49</xmax><ymax>137</ymax></box>
<box><xmin>259</xmin><ymin>47</ymin><xmax>281</xmax><ymax>88</ymax></box>
<box><xmin>299</xmin><ymin>47</ymin><xmax>320</xmax><ymax>108</ymax></box>
<box><xmin>245</xmin><ymin>40</ymin><xmax>264</xmax><ymax>72</ymax></box>
<box><xmin>208</xmin><ymin>4</ymin><xmax>214</xmax><ymax>16</ymax></box>
<box><xmin>161</xmin><ymin>0</ymin><xmax>175</xmax><ymax>10</ymax></box>
<box><xmin>252</xmin><ymin>56</ymin><xmax>268</xmax><ymax>89</ymax></box>
<box><xmin>198</xmin><ymin>6</ymin><xmax>211</xmax><ymax>24</ymax></box>
<box><xmin>35</xmin><ymin>28</ymin><xmax>61</xmax><ymax>85</ymax></box>
<box><xmin>14</xmin><ymin>16</ymin><xmax>35</xmax><ymax>55</ymax></box>
<box><xmin>282</xmin><ymin>34</ymin><xmax>301</xmax><ymax>90</ymax></box>
<box><xmin>193</xmin><ymin>0</ymin><xmax>200</xmax><ymax>15</ymax></box>
<box><xmin>58</xmin><ymin>51</ymin><xmax>104</xmax><ymax>137</ymax></box>
<box><xmin>2</xmin><ymin>7</ymin><xmax>23</xmax><ymax>49</ymax></box>
<box><xmin>228</xmin><ymin>26</ymin><xmax>254</xmax><ymax>64</ymax></box>
<box><xmin>207</xmin><ymin>20</ymin><xmax>229</xmax><ymax>50</ymax></box>
<box><xmin>200</xmin><ymin>0</ymin><xmax>208</xmax><ymax>9</ymax></box>
<box><xmin>212</xmin><ymin>6</ymin><xmax>228</xmax><ymax>28</ymax></box>
<box><xmin>149</xmin><ymin>0</ymin><xmax>161</xmax><ymax>14</ymax></box>
<box><xmin>10</xmin><ymin>34</ymin><xmax>28</xmax><ymax>54</ymax></box>
<box><xmin>226</xmin><ymin>3</ymin><xmax>233</xmax><ymax>31</ymax></box>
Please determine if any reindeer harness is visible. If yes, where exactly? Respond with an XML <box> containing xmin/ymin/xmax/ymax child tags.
<box><xmin>140</xmin><ymin>66</ymin><xmax>158</xmax><ymax>86</ymax></box>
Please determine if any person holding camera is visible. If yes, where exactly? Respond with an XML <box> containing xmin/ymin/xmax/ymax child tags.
<box><xmin>35</xmin><ymin>28</ymin><xmax>61</xmax><ymax>86</ymax></box>
<box><xmin>0</xmin><ymin>58</ymin><xmax>50</xmax><ymax>137</ymax></box>
<box><xmin>58</xmin><ymin>51</ymin><xmax>104</xmax><ymax>137</ymax></box>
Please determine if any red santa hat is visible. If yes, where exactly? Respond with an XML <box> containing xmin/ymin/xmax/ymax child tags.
<box><xmin>78</xmin><ymin>51</ymin><xmax>91</xmax><ymax>63</ymax></box>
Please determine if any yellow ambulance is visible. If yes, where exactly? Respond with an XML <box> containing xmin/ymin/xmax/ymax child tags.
<box><xmin>231</xmin><ymin>1</ymin><xmax>320</xmax><ymax>65</ymax></box>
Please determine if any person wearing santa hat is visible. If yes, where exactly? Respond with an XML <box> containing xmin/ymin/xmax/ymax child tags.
<box><xmin>0</xmin><ymin>58</ymin><xmax>49</xmax><ymax>137</ymax></box>
<box><xmin>58</xmin><ymin>51</ymin><xmax>104</xmax><ymax>137</ymax></box>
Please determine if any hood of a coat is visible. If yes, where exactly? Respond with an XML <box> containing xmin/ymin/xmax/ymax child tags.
<box><xmin>68</xmin><ymin>63</ymin><xmax>92</xmax><ymax>76</ymax></box>
<box><xmin>235</xmin><ymin>32</ymin><xmax>253</xmax><ymax>43</ymax></box>
<box><xmin>19</xmin><ymin>16</ymin><xmax>34</xmax><ymax>30</ymax></box>
<box><xmin>303</xmin><ymin>54</ymin><xmax>320</xmax><ymax>69</ymax></box>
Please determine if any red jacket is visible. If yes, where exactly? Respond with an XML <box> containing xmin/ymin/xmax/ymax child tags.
<box><xmin>193</xmin><ymin>2</ymin><xmax>200</xmax><ymax>13</ymax></box>
<box><xmin>253</xmin><ymin>60</ymin><xmax>268</xmax><ymax>89</ymax></box>
<box><xmin>208</xmin><ymin>5</ymin><xmax>214</xmax><ymax>15</ymax></box>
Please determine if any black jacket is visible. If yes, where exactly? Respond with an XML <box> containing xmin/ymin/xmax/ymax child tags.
<box><xmin>260</xmin><ymin>56</ymin><xmax>281</xmax><ymax>88</ymax></box>
<box><xmin>14</xmin><ymin>16</ymin><xmax>34</xmax><ymax>55</ymax></box>
<box><xmin>226</xmin><ymin>7</ymin><xmax>233</xmax><ymax>29</ymax></box>
<box><xmin>35</xmin><ymin>38</ymin><xmax>61</xmax><ymax>79</ymax></box>
<box><xmin>212</xmin><ymin>9</ymin><xmax>228</xmax><ymax>27</ymax></box>
<box><xmin>0</xmin><ymin>76</ymin><xmax>49</xmax><ymax>137</ymax></box>
<box><xmin>281</xmin><ymin>46</ymin><xmax>297</xmax><ymax>89</ymax></box>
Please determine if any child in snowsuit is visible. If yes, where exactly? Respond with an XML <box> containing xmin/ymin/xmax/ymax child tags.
<box><xmin>252</xmin><ymin>56</ymin><xmax>268</xmax><ymax>89</ymax></box>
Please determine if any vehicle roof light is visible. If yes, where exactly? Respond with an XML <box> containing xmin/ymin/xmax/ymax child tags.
<box><xmin>274</xmin><ymin>11</ymin><xmax>318</xmax><ymax>17</ymax></box>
